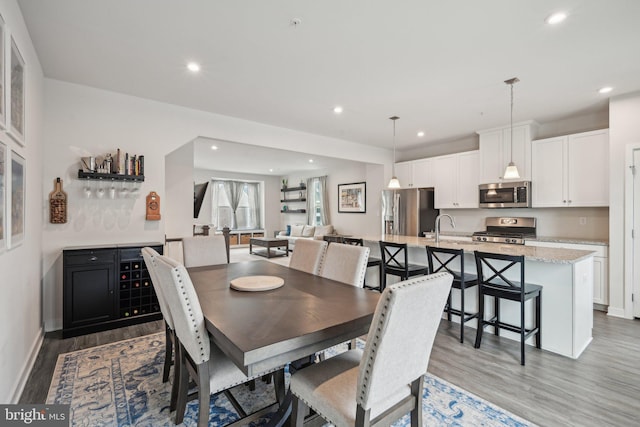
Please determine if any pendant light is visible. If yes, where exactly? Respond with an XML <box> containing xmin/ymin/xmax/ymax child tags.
<box><xmin>388</xmin><ymin>116</ymin><xmax>401</xmax><ymax>189</ymax></box>
<box><xmin>503</xmin><ymin>77</ymin><xmax>521</xmax><ymax>180</ymax></box>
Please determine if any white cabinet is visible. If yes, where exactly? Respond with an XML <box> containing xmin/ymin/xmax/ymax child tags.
<box><xmin>432</xmin><ymin>151</ymin><xmax>479</xmax><ymax>209</ymax></box>
<box><xmin>393</xmin><ymin>158</ymin><xmax>434</xmax><ymax>188</ymax></box>
<box><xmin>532</xmin><ymin>129</ymin><xmax>609</xmax><ymax>207</ymax></box>
<box><xmin>525</xmin><ymin>240</ymin><xmax>608</xmax><ymax>306</ymax></box>
<box><xmin>477</xmin><ymin>121</ymin><xmax>538</xmax><ymax>184</ymax></box>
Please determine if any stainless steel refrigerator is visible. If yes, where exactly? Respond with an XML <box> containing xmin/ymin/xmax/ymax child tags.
<box><xmin>381</xmin><ymin>188</ymin><xmax>439</xmax><ymax>236</ymax></box>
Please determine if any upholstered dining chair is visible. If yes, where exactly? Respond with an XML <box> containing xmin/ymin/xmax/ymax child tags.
<box><xmin>152</xmin><ymin>254</ymin><xmax>285</xmax><ymax>427</ymax></box>
<box><xmin>141</xmin><ymin>247</ymin><xmax>180</xmax><ymax>411</ymax></box>
<box><xmin>319</xmin><ymin>243</ymin><xmax>370</xmax><ymax>288</ymax></box>
<box><xmin>290</xmin><ymin>272</ymin><xmax>453</xmax><ymax>427</ymax></box>
<box><xmin>182</xmin><ymin>235</ymin><xmax>229</xmax><ymax>268</ymax></box>
<box><xmin>289</xmin><ymin>239</ymin><xmax>329</xmax><ymax>275</ymax></box>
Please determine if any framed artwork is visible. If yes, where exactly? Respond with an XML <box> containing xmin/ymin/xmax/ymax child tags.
<box><xmin>338</xmin><ymin>182</ymin><xmax>366</xmax><ymax>213</ymax></box>
<box><xmin>0</xmin><ymin>142</ymin><xmax>5</xmax><ymax>251</ymax></box>
<box><xmin>10</xmin><ymin>150</ymin><xmax>24</xmax><ymax>247</ymax></box>
<box><xmin>8</xmin><ymin>36</ymin><xmax>25</xmax><ymax>145</ymax></box>
<box><xmin>0</xmin><ymin>14</ymin><xmax>6</xmax><ymax>129</ymax></box>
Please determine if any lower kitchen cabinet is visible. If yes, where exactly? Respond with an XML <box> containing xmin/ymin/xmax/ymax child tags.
<box><xmin>63</xmin><ymin>242</ymin><xmax>163</xmax><ymax>337</ymax></box>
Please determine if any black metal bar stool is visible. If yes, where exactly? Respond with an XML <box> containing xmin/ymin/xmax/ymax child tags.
<box><xmin>473</xmin><ymin>251</ymin><xmax>542</xmax><ymax>365</ymax></box>
<box><xmin>378</xmin><ymin>241</ymin><xmax>429</xmax><ymax>291</ymax></box>
<box><xmin>344</xmin><ymin>237</ymin><xmax>383</xmax><ymax>292</ymax></box>
<box><xmin>426</xmin><ymin>246</ymin><xmax>478</xmax><ymax>343</ymax></box>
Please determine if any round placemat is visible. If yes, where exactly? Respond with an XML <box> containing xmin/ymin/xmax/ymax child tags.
<box><xmin>230</xmin><ymin>275</ymin><xmax>285</xmax><ymax>291</ymax></box>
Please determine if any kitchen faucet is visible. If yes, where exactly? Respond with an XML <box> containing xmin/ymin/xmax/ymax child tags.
<box><xmin>435</xmin><ymin>214</ymin><xmax>455</xmax><ymax>243</ymax></box>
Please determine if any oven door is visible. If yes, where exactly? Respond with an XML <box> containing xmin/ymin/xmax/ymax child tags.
<box><xmin>478</xmin><ymin>182</ymin><xmax>530</xmax><ymax>208</ymax></box>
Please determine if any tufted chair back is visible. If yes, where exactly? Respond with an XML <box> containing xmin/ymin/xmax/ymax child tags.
<box><xmin>289</xmin><ymin>239</ymin><xmax>328</xmax><ymax>275</ymax></box>
<box><xmin>142</xmin><ymin>247</ymin><xmax>174</xmax><ymax>330</ymax></box>
<box><xmin>356</xmin><ymin>272</ymin><xmax>452</xmax><ymax>410</ymax></box>
<box><xmin>153</xmin><ymin>254</ymin><xmax>210</xmax><ymax>365</ymax></box>
<box><xmin>182</xmin><ymin>235</ymin><xmax>229</xmax><ymax>268</ymax></box>
<box><xmin>319</xmin><ymin>243</ymin><xmax>370</xmax><ymax>287</ymax></box>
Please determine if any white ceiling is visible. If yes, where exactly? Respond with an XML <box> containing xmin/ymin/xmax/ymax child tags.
<box><xmin>18</xmin><ymin>0</ymin><xmax>640</xmax><ymax>154</ymax></box>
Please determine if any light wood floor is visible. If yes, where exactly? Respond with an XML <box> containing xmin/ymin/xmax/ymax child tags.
<box><xmin>20</xmin><ymin>310</ymin><xmax>640</xmax><ymax>426</ymax></box>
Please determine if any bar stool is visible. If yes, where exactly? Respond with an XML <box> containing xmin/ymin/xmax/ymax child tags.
<box><xmin>344</xmin><ymin>237</ymin><xmax>383</xmax><ymax>292</ymax></box>
<box><xmin>426</xmin><ymin>246</ymin><xmax>478</xmax><ymax>343</ymax></box>
<box><xmin>473</xmin><ymin>251</ymin><xmax>542</xmax><ymax>365</ymax></box>
<box><xmin>379</xmin><ymin>241</ymin><xmax>429</xmax><ymax>291</ymax></box>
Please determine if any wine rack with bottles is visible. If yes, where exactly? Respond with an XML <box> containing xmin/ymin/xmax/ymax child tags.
<box><xmin>118</xmin><ymin>247</ymin><xmax>160</xmax><ymax>319</ymax></box>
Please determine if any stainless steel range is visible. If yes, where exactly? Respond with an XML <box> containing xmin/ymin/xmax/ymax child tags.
<box><xmin>472</xmin><ymin>217</ymin><xmax>536</xmax><ymax>245</ymax></box>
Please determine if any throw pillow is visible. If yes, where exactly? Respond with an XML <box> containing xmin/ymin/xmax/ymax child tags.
<box><xmin>290</xmin><ymin>225</ymin><xmax>305</xmax><ymax>237</ymax></box>
<box><xmin>302</xmin><ymin>226</ymin><xmax>316</xmax><ymax>237</ymax></box>
<box><xmin>314</xmin><ymin>225</ymin><xmax>334</xmax><ymax>237</ymax></box>
<box><xmin>286</xmin><ymin>225</ymin><xmax>291</xmax><ymax>236</ymax></box>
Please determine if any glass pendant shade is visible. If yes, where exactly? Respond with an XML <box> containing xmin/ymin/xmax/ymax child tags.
<box><xmin>503</xmin><ymin>162</ymin><xmax>520</xmax><ymax>179</ymax></box>
<box><xmin>388</xmin><ymin>177</ymin><xmax>401</xmax><ymax>189</ymax></box>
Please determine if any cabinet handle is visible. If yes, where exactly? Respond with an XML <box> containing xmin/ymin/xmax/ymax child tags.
<box><xmin>563</xmin><ymin>200</ymin><xmax>567</xmax><ymax>203</ymax></box>
<box><xmin>89</xmin><ymin>256</ymin><xmax>98</xmax><ymax>261</ymax></box>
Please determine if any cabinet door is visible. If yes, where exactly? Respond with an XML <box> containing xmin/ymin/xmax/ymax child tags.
<box><xmin>456</xmin><ymin>151</ymin><xmax>479</xmax><ymax>208</ymax></box>
<box><xmin>412</xmin><ymin>158</ymin><xmax>434</xmax><ymax>188</ymax></box>
<box><xmin>479</xmin><ymin>130</ymin><xmax>504</xmax><ymax>184</ymax></box>
<box><xmin>532</xmin><ymin>137</ymin><xmax>566</xmax><ymax>207</ymax></box>
<box><xmin>567</xmin><ymin>130</ymin><xmax>609</xmax><ymax>206</ymax></box>
<box><xmin>64</xmin><ymin>263</ymin><xmax>116</xmax><ymax>328</ymax></box>
<box><xmin>394</xmin><ymin>162</ymin><xmax>413</xmax><ymax>188</ymax></box>
<box><xmin>432</xmin><ymin>155</ymin><xmax>457</xmax><ymax>209</ymax></box>
<box><xmin>593</xmin><ymin>256</ymin><xmax>608</xmax><ymax>305</ymax></box>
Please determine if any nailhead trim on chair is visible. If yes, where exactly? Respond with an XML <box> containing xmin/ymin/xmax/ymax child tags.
<box><xmin>359</xmin><ymin>290</ymin><xmax>392</xmax><ymax>402</ymax></box>
<box><xmin>356</xmin><ymin>247</ymin><xmax>370</xmax><ymax>287</ymax></box>
<box><xmin>174</xmin><ymin>267</ymin><xmax>206</xmax><ymax>359</ymax></box>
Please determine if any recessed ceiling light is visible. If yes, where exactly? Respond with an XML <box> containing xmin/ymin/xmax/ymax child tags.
<box><xmin>309</xmin><ymin>159</ymin><xmax>314</xmax><ymax>163</ymax></box>
<box><xmin>417</xmin><ymin>131</ymin><xmax>425</xmax><ymax>137</ymax></box>
<box><xmin>545</xmin><ymin>12</ymin><xmax>567</xmax><ymax>25</ymax></box>
<box><xmin>333</xmin><ymin>106</ymin><xmax>343</xmax><ymax>114</ymax></box>
<box><xmin>598</xmin><ymin>86</ymin><xmax>613</xmax><ymax>94</ymax></box>
<box><xmin>187</xmin><ymin>62</ymin><xmax>201</xmax><ymax>72</ymax></box>
<box><xmin>210</xmin><ymin>145</ymin><xmax>218</xmax><ymax>150</ymax></box>
<box><xmin>269</xmin><ymin>168</ymin><xmax>274</xmax><ymax>172</ymax></box>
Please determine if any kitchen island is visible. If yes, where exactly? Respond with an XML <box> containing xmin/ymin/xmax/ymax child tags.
<box><xmin>361</xmin><ymin>234</ymin><xmax>595</xmax><ymax>359</ymax></box>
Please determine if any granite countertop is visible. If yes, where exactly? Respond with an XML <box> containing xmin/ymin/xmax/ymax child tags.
<box><xmin>528</xmin><ymin>236</ymin><xmax>609</xmax><ymax>246</ymax></box>
<box><xmin>361</xmin><ymin>234</ymin><xmax>595</xmax><ymax>264</ymax></box>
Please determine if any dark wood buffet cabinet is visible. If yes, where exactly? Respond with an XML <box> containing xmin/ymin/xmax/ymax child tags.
<box><xmin>63</xmin><ymin>242</ymin><xmax>163</xmax><ymax>338</ymax></box>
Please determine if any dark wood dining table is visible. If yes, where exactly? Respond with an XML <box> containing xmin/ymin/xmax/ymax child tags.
<box><xmin>187</xmin><ymin>260</ymin><xmax>381</xmax><ymax>377</ymax></box>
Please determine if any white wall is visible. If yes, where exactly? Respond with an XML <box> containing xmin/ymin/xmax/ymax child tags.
<box><xmin>165</xmin><ymin>141</ymin><xmax>194</xmax><ymax>238</ymax></box>
<box><xmin>0</xmin><ymin>0</ymin><xmax>45</xmax><ymax>403</ymax></box>
<box><xmin>193</xmin><ymin>168</ymin><xmax>281</xmax><ymax>237</ymax></box>
<box><xmin>41</xmin><ymin>79</ymin><xmax>390</xmax><ymax>332</ymax></box>
<box><xmin>609</xmin><ymin>91</ymin><xmax>640</xmax><ymax>318</ymax></box>
<box><xmin>279</xmin><ymin>162</ymin><xmax>384</xmax><ymax>237</ymax></box>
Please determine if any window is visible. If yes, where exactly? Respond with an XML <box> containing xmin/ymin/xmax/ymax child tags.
<box><xmin>306</xmin><ymin>176</ymin><xmax>329</xmax><ymax>226</ymax></box>
<box><xmin>211</xmin><ymin>180</ymin><xmax>261</xmax><ymax>230</ymax></box>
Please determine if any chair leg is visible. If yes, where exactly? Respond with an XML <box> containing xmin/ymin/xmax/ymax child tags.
<box><xmin>459</xmin><ymin>286</ymin><xmax>465</xmax><ymax>343</ymax></box>
<box><xmin>174</xmin><ymin>344</ymin><xmax>189</xmax><ymax>424</ymax></box>
<box><xmin>273</xmin><ymin>369</ymin><xmax>286</xmax><ymax>406</ymax></box>
<box><xmin>494</xmin><ymin>296</ymin><xmax>500</xmax><ymax>336</ymax></box>
<box><xmin>474</xmin><ymin>291</ymin><xmax>484</xmax><ymax>349</ymax></box>
<box><xmin>163</xmin><ymin>323</ymin><xmax>172</xmax><ymax>383</ymax></box>
<box><xmin>446</xmin><ymin>291</ymin><xmax>452</xmax><ymax>322</ymax></box>
<box><xmin>410</xmin><ymin>376</ymin><xmax>424</xmax><ymax>427</ymax></box>
<box><xmin>291</xmin><ymin>395</ymin><xmax>308</xmax><ymax>427</ymax></box>
<box><xmin>381</xmin><ymin>269</ymin><xmax>387</xmax><ymax>291</ymax></box>
<box><xmin>169</xmin><ymin>330</ymin><xmax>180</xmax><ymax>411</ymax></box>
<box><xmin>197</xmin><ymin>362</ymin><xmax>211</xmax><ymax>427</ymax></box>
<box><xmin>536</xmin><ymin>292</ymin><xmax>542</xmax><ymax>349</ymax></box>
<box><xmin>520</xmin><ymin>297</ymin><xmax>526</xmax><ymax>366</ymax></box>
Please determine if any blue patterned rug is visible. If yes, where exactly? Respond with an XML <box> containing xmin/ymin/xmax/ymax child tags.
<box><xmin>47</xmin><ymin>333</ymin><xmax>535</xmax><ymax>426</ymax></box>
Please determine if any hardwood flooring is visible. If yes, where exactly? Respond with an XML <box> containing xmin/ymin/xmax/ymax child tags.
<box><xmin>20</xmin><ymin>312</ymin><xmax>640</xmax><ymax>426</ymax></box>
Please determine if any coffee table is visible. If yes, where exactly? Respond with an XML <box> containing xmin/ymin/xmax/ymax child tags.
<box><xmin>250</xmin><ymin>237</ymin><xmax>289</xmax><ymax>258</ymax></box>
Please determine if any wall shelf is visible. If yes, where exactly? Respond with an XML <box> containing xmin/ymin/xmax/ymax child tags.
<box><xmin>281</xmin><ymin>209</ymin><xmax>306</xmax><ymax>213</ymax></box>
<box><xmin>281</xmin><ymin>186</ymin><xmax>306</xmax><ymax>192</ymax></box>
<box><xmin>280</xmin><ymin>198</ymin><xmax>306</xmax><ymax>202</ymax></box>
<box><xmin>78</xmin><ymin>170</ymin><xmax>145</xmax><ymax>182</ymax></box>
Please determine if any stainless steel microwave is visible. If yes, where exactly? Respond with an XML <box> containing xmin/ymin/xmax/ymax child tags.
<box><xmin>478</xmin><ymin>181</ymin><xmax>531</xmax><ymax>208</ymax></box>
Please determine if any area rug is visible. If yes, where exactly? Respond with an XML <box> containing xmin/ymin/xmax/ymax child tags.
<box><xmin>47</xmin><ymin>333</ymin><xmax>535</xmax><ymax>426</ymax></box>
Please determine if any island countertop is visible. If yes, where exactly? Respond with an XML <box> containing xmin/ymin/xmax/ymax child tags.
<box><xmin>360</xmin><ymin>234</ymin><xmax>595</xmax><ymax>264</ymax></box>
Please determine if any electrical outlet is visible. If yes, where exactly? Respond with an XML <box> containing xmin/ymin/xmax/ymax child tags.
<box><xmin>579</xmin><ymin>217</ymin><xmax>587</xmax><ymax>225</ymax></box>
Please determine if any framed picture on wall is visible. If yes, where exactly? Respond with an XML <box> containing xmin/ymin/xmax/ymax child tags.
<box><xmin>0</xmin><ymin>142</ymin><xmax>5</xmax><ymax>251</ymax></box>
<box><xmin>8</xmin><ymin>36</ymin><xmax>25</xmax><ymax>145</ymax></box>
<box><xmin>10</xmin><ymin>150</ymin><xmax>24</xmax><ymax>247</ymax></box>
<box><xmin>338</xmin><ymin>182</ymin><xmax>366</xmax><ymax>213</ymax></box>
<box><xmin>0</xmin><ymin>14</ymin><xmax>6</xmax><ymax>129</ymax></box>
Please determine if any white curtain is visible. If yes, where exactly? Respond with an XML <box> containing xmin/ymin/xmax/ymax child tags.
<box><xmin>211</xmin><ymin>180</ymin><xmax>262</xmax><ymax>230</ymax></box>
<box><xmin>306</xmin><ymin>176</ymin><xmax>329</xmax><ymax>226</ymax></box>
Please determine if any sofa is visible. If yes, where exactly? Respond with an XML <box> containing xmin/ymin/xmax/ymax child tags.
<box><xmin>275</xmin><ymin>224</ymin><xmax>335</xmax><ymax>249</ymax></box>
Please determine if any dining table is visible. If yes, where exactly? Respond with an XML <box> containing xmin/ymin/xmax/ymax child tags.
<box><xmin>187</xmin><ymin>259</ymin><xmax>381</xmax><ymax>425</ymax></box>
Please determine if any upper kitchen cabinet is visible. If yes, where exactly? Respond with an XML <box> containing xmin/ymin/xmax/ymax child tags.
<box><xmin>477</xmin><ymin>121</ymin><xmax>538</xmax><ymax>184</ymax></box>
<box><xmin>393</xmin><ymin>158</ymin><xmax>434</xmax><ymax>188</ymax></box>
<box><xmin>433</xmin><ymin>151</ymin><xmax>479</xmax><ymax>209</ymax></box>
<box><xmin>531</xmin><ymin>129</ymin><xmax>609</xmax><ymax>207</ymax></box>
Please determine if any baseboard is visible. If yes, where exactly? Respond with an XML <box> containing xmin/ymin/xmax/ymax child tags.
<box><xmin>606</xmin><ymin>306</ymin><xmax>627</xmax><ymax>318</ymax></box>
<box><xmin>10</xmin><ymin>326</ymin><xmax>44</xmax><ymax>403</ymax></box>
